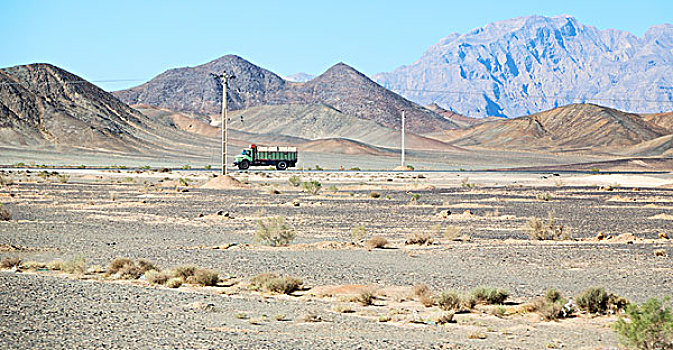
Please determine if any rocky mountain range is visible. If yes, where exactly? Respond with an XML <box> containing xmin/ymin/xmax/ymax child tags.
<box><xmin>0</xmin><ymin>63</ymin><xmax>217</xmax><ymax>156</ymax></box>
<box><xmin>114</xmin><ymin>55</ymin><xmax>457</xmax><ymax>133</ymax></box>
<box><xmin>374</xmin><ymin>15</ymin><xmax>673</xmax><ymax>118</ymax></box>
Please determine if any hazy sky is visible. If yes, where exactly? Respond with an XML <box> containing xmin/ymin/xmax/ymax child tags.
<box><xmin>2</xmin><ymin>0</ymin><xmax>671</xmax><ymax>91</ymax></box>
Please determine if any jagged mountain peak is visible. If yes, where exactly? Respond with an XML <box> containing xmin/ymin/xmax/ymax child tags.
<box><xmin>375</xmin><ymin>15</ymin><xmax>673</xmax><ymax>118</ymax></box>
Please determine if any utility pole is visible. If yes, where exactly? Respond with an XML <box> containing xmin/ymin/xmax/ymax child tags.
<box><xmin>217</xmin><ymin>72</ymin><xmax>235</xmax><ymax>175</ymax></box>
<box><xmin>401</xmin><ymin>110</ymin><xmax>406</xmax><ymax>168</ymax></box>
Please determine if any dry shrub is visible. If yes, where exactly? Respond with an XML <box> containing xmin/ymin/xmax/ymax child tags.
<box><xmin>530</xmin><ymin>297</ymin><xmax>565</xmax><ymax>321</ymax></box>
<box><xmin>365</xmin><ymin>236</ymin><xmax>388</xmax><ymax>249</ymax></box>
<box><xmin>63</xmin><ymin>256</ymin><xmax>86</xmax><ymax>275</ymax></box>
<box><xmin>107</xmin><ymin>257</ymin><xmax>134</xmax><ymax>275</ymax></box>
<box><xmin>173</xmin><ymin>265</ymin><xmax>198</xmax><ymax>280</ymax></box>
<box><xmin>23</xmin><ymin>261</ymin><xmax>47</xmax><ymax>270</ymax></box>
<box><xmin>0</xmin><ymin>257</ymin><xmax>21</xmax><ymax>268</ymax></box>
<box><xmin>356</xmin><ymin>289</ymin><xmax>376</xmax><ymax>306</ymax></box>
<box><xmin>525</xmin><ymin>212</ymin><xmax>570</xmax><ymax>240</ymax></box>
<box><xmin>419</xmin><ymin>294</ymin><xmax>436</xmax><ymax>307</ymax></box>
<box><xmin>576</xmin><ymin>287</ymin><xmax>629</xmax><ymax>314</ymax></box>
<box><xmin>369</xmin><ymin>192</ymin><xmax>381</xmax><ymax>198</ymax></box>
<box><xmin>145</xmin><ymin>270</ymin><xmax>171</xmax><ymax>285</ymax></box>
<box><xmin>437</xmin><ymin>290</ymin><xmax>475</xmax><ymax>312</ymax></box>
<box><xmin>47</xmin><ymin>260</ymin><xmax>64</xmax><ymax>270</ymax></box>
<box><xmin>186</xmin><ymin>268</ymin><xmax>219</xmax><ymax>286</ymax></box>
<box><xmin>414</xmin><ymin>284</ymin><xmax>432</xmax><ymax>298</ymax></box>
<box><xmin>117</xmin><ymin>264</ymin><xmax>142</xmax><ymax>279</ymax></box>
<box><xmin>435</xmin><ymin>311</ymin><xmax>455</xmax><ymax>324</ymax></box>
<box><xmin>443</xmin><ymin>225</ymin><xmax>462</xmax><ymax>240</ymax></box>
<box><xmin>166</xmin><ymin>277</ymin><xmax>183</xmax><ymax>288</ymax></box>
<box><xmin>334</xmin><ymin>304</ymin><xmax>355</xmax><ymax>313</ymax></box>
<box><xmin>255</xmin><ymin>216</ymin><xmax>295</xmax><ymax>247</ymax></box>
<box><xmin>250</xmin><ymin>273</ymin><xmax>303</xmax><ymax>294</ymax></box>
<box><xmin>471</xmin><ymin>286</ymin><xmax>510</xmax><ymax>305</ymax></box>
<box><xmin>137</xmin><ymin>259</ymin><xmax>159</xmax><ymax>274</ymax></box>
<box><xmin>300</xmin><ymin>312</ymin><xmax>323</xmax><ymax>323</ymax></box>
<box><xmin>351</xmin><ymin>224</ymin><xmax>368</xmax><ymax>242</ymax></box>
<box><xmin>526</xmin><ymin>289</ymin><xmax>570</xmax><ymax>321</ymax></box>
<box><xmin>405</xmin><ymin>232</ymin><xmax>433</xmax><ymax>245</ymax></box>
<box><xmin>0</xmin><ymin>204</ymin><xmax>11</xmax><ymax>221</ymax></box>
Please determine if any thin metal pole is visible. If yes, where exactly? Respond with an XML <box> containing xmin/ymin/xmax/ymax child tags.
<box><xmin>219</xmin><ymin>73</ymin><xmax>230</xmax><ymax>176</ymax></box>
<box><xmin>401</xmin><ymin>110</ymin><xmax>405</xmax><ymax>167</ymax></box>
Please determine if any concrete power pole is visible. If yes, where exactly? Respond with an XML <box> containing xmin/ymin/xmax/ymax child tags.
<box><xmin>401</xmin><ymin>110</ymin><xmax>406</xmax><ymax>168</ymax></box>
<box><xmin>218</xmin><ymin>72</ymin><xmax>235</xmax><ymax>175</ymax></box>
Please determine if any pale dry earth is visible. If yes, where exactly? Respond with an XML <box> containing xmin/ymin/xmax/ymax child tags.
<box><xmin>1</xmin><ymin>170</ymin><xmax>672</xmax><ymax>349</ymax></box>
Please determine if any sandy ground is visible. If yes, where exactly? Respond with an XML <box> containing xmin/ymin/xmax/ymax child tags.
<box><xmin>1</xmin><ymin>169</ymin><xmax>672</xmax><ymax>349</ymax></box>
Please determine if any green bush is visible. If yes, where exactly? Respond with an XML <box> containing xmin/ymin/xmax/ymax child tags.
<box><xmin>301</xmin><ymin>180</ymin><xmax>321</xmax><ymax>195</ymax></box>
<box><xmin>437</xmin><ymin>290</ymin><xmax>475</xmax><ymax>312</ymax></box>
<box><xmin>613</xmin><ymin>297</ymin><xmax>673</xmax><ymax>349</ymax></box>
<box><xmin>255</xmin><ymin>216</ymin><xmax>295</xmax><ymax>247</ymax></box>
<box><xmin>471</xmin><ymin>286</ymin><xmax>510</xmax><ymax>305</ymax></box>
<box><xmin>288</xmin><ymin>175</ymin><xmax>302</xmax><ymax>187</ymax></box>
<box><xmin>576</xmin><ymin>287</ymin><xmax>629</xmax><ymax>314</ymax></box>
<box><xmin>351</xmin><ymin>224</ymin><xmax>367</xmax><ymax>242</ymax></box>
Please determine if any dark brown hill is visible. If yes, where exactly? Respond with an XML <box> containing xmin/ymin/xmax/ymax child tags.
<box><xmin>0</xmin><ymin>63</ymin><xmax>217</xmax><ymax>155</ymax></box>
<box><xmin>0</xmin><ymin>63</ymin><xmax>149</xmax><ymax>151</ymax></box>
<box><xmin>114</xmin><ymin>56</ymin><xmax>458</xmax><ymax>134</ymax></box>
<box><xmin>114</xmin><ymin>55</ymin><xmax>287</xmax><ymax>114</ymax></box>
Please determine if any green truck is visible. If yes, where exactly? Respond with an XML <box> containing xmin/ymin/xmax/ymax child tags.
<box><xmin>234</xmin><ymin>144</ymin><xmax>298</xmax><ymax>170</ymax></box>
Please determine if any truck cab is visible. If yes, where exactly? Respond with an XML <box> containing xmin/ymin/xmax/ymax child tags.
<box><xmin>234</xmin><ymin>144</ymin><xmax>297</xmax><ymax>170</ymax></box>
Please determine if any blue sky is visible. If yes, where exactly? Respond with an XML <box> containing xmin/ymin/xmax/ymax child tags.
<box><xmin>1</xmin><ymin>0</ymin><xmax>671</xmax><ymax>91</ymax></box>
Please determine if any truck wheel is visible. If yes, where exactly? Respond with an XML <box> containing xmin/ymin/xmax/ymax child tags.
<box><xmin>276</xmin><ymin>161</ymin><xmax>288</xmax><ymax>170</ymax></box>
<box><xmin>238</xmin><ymin>160</ymin><xmax>249</xmax><ymax>170</ymax></box>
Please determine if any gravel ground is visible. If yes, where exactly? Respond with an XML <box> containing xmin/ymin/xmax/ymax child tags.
<box><xmin>1</xmin><ymin>170</ymin><xmax>672</xmax><ymax>348</ymax></box>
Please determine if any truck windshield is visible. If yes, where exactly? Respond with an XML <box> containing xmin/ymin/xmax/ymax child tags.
<box><xmin>243</xmin><ymin>150</ymin><xmax>251</xmax><ymax>156</ymax></box>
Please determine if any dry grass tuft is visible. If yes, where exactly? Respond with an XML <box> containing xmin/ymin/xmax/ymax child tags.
<box><xmin>405</xmin><ymin>232</ymin><xmax>433</xmax><ymax>245</ymax></box>
<box><xmin>0</xmin><ymin>204</ymin><xmax>11</xmax><ymax>221</ymax></box>
<box><xmin>145</xmin><ymin>270</ymin><xmax>171</xmax><ymax>285</ymax></box>
<box><xmin>255</xmin><ymin>216</ymin><xmax>295</xmax><ymax>247</ymax></box>
<box><xmin>356</xmin><ymin>288</ymin><xmax>376</xmax><ymax>306</ymax></box>
<box><xmin>173</xmin><ymin>265</ymin><xmax>198</xmax><ymax>280</ymax></box>
<box><xmin>365</xmin><ymin>236</ymin><xmax>388</xmax><ymax>249</ymax></box>
<box><xmin>525</xmin><ymin>212</ymin><xmax>571</xmax><ymax>240</ymax></box>
<box><xmin>249</xmin><ymin>273</ymin><xmax>303</xmax><ymax>294</ymax></box>
<box><xmin>62</xmin><ymin>256</ymin><xmax>86</xmax><ymax>275</ymax></box>
<box><xmin>0</xmin><ymin>256</ymin><xmax>21</xmax><ymax>268</ymax></box>
<box><xmin>166</xmin><ymin>277</ymin><xmax>184</xmax><ymax>288</ymax></box>
<box><xmin>47</xmin><ymin>260</ymin><xmax>64</xmax><ymax>271</ymax></box>
<box><xmin>187</xmin><ymin>268</ymin><xmax>219</xmax><ymax>286</ymax></box>
<box><xmin>443</xmin><ymin>225</ymin><xmax>463</xmax><ymax>240</ymax></box>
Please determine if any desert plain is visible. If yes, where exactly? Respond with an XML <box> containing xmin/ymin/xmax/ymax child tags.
<box><xmin>1</xmin><ymin>168</ymin><xmax>672</xmax><ymax>349</ymax></box>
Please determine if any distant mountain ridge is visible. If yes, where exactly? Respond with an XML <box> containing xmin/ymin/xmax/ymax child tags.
<box><xmin>438</xmin><ymin>103</ymin><xmax>671</xmax><ymax>155</ymax></box>
<box><xmin>374</xmin><ymin>15</ymin><xmax>673</xmax><ymax>118</ymax></box>
<box><xmin>114</xmin><ymin>55</ymin><xmax>457</xmax><ymax>133</ymax></box>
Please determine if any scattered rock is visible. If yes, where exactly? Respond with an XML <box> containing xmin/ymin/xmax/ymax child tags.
<box><xmin>654</xmin><ymin>249</ymin><xmax>666</xmax><ymax>257</ymax></box>
<box><xmin>596</xmin><ymin>232</ymin><xmax>605</xmax><ymax>241</ymax></box>
<box><xmin>659</xmin><ymin>232</ymin><xmax>669</xmax><ymax>239</ymax></box>
<box><xmin>437</xmin><ymin>210</ymin><xmax>451</xmax><ymax>219</ymax></box>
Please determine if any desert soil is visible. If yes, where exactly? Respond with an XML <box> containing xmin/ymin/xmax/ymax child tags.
<box><xmin>1</xmin><ymin>169</ymin><xmax>672</xmax><ymax>349</ymax></box>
